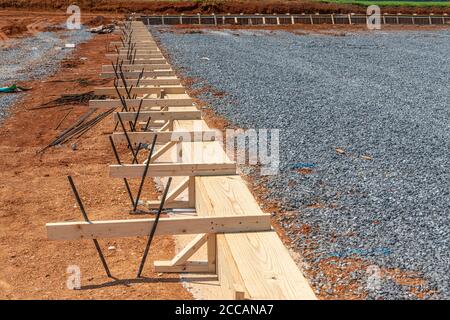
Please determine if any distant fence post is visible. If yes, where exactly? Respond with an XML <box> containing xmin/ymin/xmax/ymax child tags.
<box><xmin>348</xmin><ymin>13</ymin><xmax>352</xmax><ymax>25</ymax></box>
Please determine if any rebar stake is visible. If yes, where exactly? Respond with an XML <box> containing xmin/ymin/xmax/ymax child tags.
<box><xmin>67</xmin><ymin>176</ymin><xmax>112</xmax><ymax>278</ymax></box>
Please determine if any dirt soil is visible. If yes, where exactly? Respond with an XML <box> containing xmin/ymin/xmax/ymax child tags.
<box><xmin>0</xmin><ymin>0</ymin><xmax>449</xmax><ymax>15</ymax></box>
<box><xmin>1</xmin><ymin>9</ymin><xmax>443</xmax><ymax>300</ymax></box>
<box><xmin>171</xmin><ymin>49</ymin><xmax>439</xmax><ymax>301</ymax></box>
<box><xmin>0</xmin><ymin>19</ymin><xmax>192</xmax><ymax>299</ymax></box>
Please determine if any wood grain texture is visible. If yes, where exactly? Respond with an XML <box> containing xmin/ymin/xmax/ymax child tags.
<box><xmin>114</xmin><ymin>111</ymin><xmax>201</xmax><ymax>123</ymax></box>
<box><xmin>96</xmin><ymin>86</ymin><xmax>185</xmax><ymax>96</ymax></box>
<box><xmin>46</xmin><ymin>214</ymin><xmax>271</xmax><ymax>240</ymax></box>
<box><xmin>109</xmin><ymin>163</ymin><xmax>237</xmax><ymax>178</ymax></box>
<box><xmin>111</xmin><ymin>131</ymin><xmax>217</xmax><ymax>145</ymax></box>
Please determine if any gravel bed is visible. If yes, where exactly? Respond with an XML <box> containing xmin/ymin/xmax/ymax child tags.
<box><xmin>153</xmin><ymin>27</ymin><xmax>450</xmax><ymax>299</ymax></box>
<box><xmin>0</xmin><ymin>28</ymin><xmax>92</xmax><ymax>120</ymax></box>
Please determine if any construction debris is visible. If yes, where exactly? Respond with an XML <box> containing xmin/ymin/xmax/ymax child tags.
<box><xmin>0</xmin><ymin>84</ymin><xmax>31</xmax><ymax>93</ymax></box>
<box><xmin>32</xmin><ymin>92</ymin><xmax>105</xmax><ymax>110</ymax></box>
<box><xmin>89</xmin><ymin>24</ymin><xmax>116</xmax><ymax>34</ymax></box>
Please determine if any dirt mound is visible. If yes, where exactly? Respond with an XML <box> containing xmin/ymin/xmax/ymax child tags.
<box><xmin>1</xmin><ymin>23</ymin><xmax>27</xmax><ymax>36</ymax></box>
<box><xmin>0</xmin><ymin>0</ymin><xmax>449</xmax><ymax>15</ymax></box>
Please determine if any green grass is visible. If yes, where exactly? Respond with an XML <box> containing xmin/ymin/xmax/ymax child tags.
<box><xmin>320</xmin><ymin>0</ymin><xmax>450</xmax><ymax>7</ymax></box>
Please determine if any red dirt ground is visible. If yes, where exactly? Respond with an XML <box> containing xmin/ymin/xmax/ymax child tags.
<box><xmin>1</xmin><ymin>9</ymin><xmax>443</xmax><ymax>300</ymax></box>
<box><xmin>0</xmin><ymin>0</ymin><xmax>449</xmax><ymax>15</ymax></box>
<box><xmin>0</xmin><ymin>20</ymin><xmax>192</xmax><ymax>299</ymax></box>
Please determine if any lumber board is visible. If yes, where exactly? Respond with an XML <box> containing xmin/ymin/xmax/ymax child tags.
<box><xmin>195</xmin><ymin>176</ymin><xmax>317</xmax><ymax>300</ymax></box>
<box><xmin>117</xmin><ymin>49</ymin><xmax>160</xmax><ymax>53</ymax></box>
<box><xmin>114</xmin><ymin>59</ymin><xmax>169</xmax><ymax>65</ymax></box>
<box><xmin>46</xmin><ymin>214</ymin><xmax>271</xmax><ymax>240</ymax></box>
<box><xmin>149</xmin><ymin>141</ymin><xmax>176</xmax><ymax>163</ymax></box>
<box><xmin>146</xmin><ymin>200</ymin><xmax>191</xmax><ymax>209</ymax></box>
<box><xmin>102</xmin><ymin>64</ymin><xmax>172</xmax><ymax>72</ymax></box>
<box><xmin>115</xmin><ymin>58</ymin><xmax>166</xmax><ymax>63</ymax></box>
<box><xmin>109</xmin><ymin>163</ymin><xmax>237</xmax><ymax>178</ymax></box>
<box><xmin>106</xmin><ymin>54</ymin><xmax>164</xmax><ymax>59</ymax></box>
<box><xmin>111</xmin><ymin>131</ymin><xmax>217</xmax><ymax>145</ymax></box>
<box><xmin>110</xmin><ymin>42</ymin><xmax>157</xmax><ymax>47</ymax></box>
<box><xmin>95</xmin><ymin>87</ymin><xmax>186</xmax><ymax>96</ymax></box>
<box><xmin>114</xmin><ymin>110</ymin><xmax>201</xmax><ymax>122</ymax></box>
<box><xmin>173</xmin><ymin>120</ymin><xmax>233</xmax><ymax>166</ymax></box>
<box><xmin>170</xmin><ymin>233</ymin><xmax>208</xmax><ymax>265</ymax></box>
<box><xmin>165</xmin><ymin>178</ymin><xmax>189</xmax><ymax>202</ymax></box>
<box><xmin>116</xmin><ymin>79</ymin><xmax>181</xmax><ymax>86</ymax></box>
<box><xmin>89</xmin><ymin>98</ymin><xmax>194</xmax><ymax>108</ymax></box>
<box><xmin>153</xmin><ymin>261</ymin><xmax>210</xmax><ymax>273</ymax></box>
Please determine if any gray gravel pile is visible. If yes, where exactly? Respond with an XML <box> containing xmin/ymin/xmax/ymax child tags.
<box><xmin>154</xmin><ymin>27</ymin><xmax>450</xmax><ymax>299</ymax></box>
<box><xmin>0</xmin><ymin>28</ymin><xmax>92</xmax><ymax>120</ymax></box>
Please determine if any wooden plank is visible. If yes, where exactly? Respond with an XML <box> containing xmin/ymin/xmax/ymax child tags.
<box><xmin>196</xmin><ymin>176</ymin><xmax>317</xmax><ymax>300</ymax></box>
<box><xmin>115</xmin><ymin>79</ymin><xmax>181</xmax><ymax>86</ymax></box>
<box><xmin>110</xmin><ymin>41</ymin><xmax>157</xmax><ymax>47</ymax></box>
<box><xmin>114</xmin><ymin>110</ymin><xmax>201</xmax><ymax>122</ymax></box>
<box><xmin>109</xmin><ymin>163</ymin><xmax>237</xmax><ymax>178</ymax></box>
<box><xmin>216</xmin><ymin>233</ymin><xmax>249</xmax><ymax>299</ymax></box>
<box><xmin>113</xmin><ymin>59</ymin><xmax>169</xmax><ymax>65</ymax></box>
<box><xmin>89</xmin><ymin>98</ymin><xmax>193</xmax><ymax>108</ymax></box>
<box><xmin>111</xmin><ymin>131</ymin><xmax>217</xmax><ymax>145</ymax></box>
<box><xmin>146</xmin><ymin>200</ymin><xmax>191</xmax><ymax>209</ymax></box>
<box><xmin>165</xmin><ymin>177</ymin><xmax>189</xmax><ymax>202</ymax></box>
<box><xmin>170</xmin><ymin>233</ymin><xmax>208</xmax><ymax>265</ymax></box>
<box><xmin>46</xmin><ymin>214</ymin><xmax>271</xmax><ymax>240</ymax></box>
<box><xmin>106</xmin><ymin>54</ymin><xmax>164</xmax><ymax>59</ymax></box>
<box><xmin>207</xmin><ymin>233</ymin><xmax>217</xmax><ymax>273</ymax></box>
<box><xmin>95</xmin><ymin>87</ymin><xmax>186</xmax><ymax>97</ymax></box>
<box><xmin>100</xmin><ymin>71</ymin><xmax>175</xmax><ymax>78</ymax></box>
<box><xmin>117</xmin><ymin>49</ymin><xmax>161</xmax><ymax>53</ymax></box>
<box><xmin>153</xmin><ymin>261</ymin><xmax>210</xmax><ymax>273</ymax></box>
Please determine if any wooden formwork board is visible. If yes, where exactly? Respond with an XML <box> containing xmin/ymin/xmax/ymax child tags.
<box><xmin>111</xmin><ymin>131</ymin><xmax>218</xmax><ymax>145</ymax></box>
<box><xmin>195</xmin><ymin>176</ymin><xmax>316</xmax><ymax>300</ymax></box>
<box><xmin>89</xmin><ymin>98</ymin><xmax>194</xmax><ymax>108</ymax></box>
<box><xmin>173</xmin><ymin>118</ymin><xmax>316</xmax><ymax>300</ymax></box>
<box><xmin>101</xmin><ymin>71</ymin><xmax>176</xmax><ymax>78</ymax></box>
<box><xmin>46</xmin><ymin>20</ymin><xmax>316</xmax><ymax>301</ymax></box>
<box><xmin>109</xmin><ymin>162</ymin><xmax>237</xmax><ymax>178</ymax></box>
<box><xmin>106</xmin><ymin>54</ymin><xmax>164</xmax><ymax>59</ymax></box>
<box><xmin>114</xmin><ymin>78</ymin><xmax>181</xmax><ymax>86</ymax></box>
<box><xmin>95</xmin><ymin>87</ymin><xmax>186</xmax><ymax>96</ymax></box>
<box><xmin>102</xmin><ymin>64</ymin><xmax>172</xmax><ymax>72</ymax></box>
<box><xmin>113</xmin><ymin>110</ymin><xmax>201</xmax><ymax>122</ymax></box>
